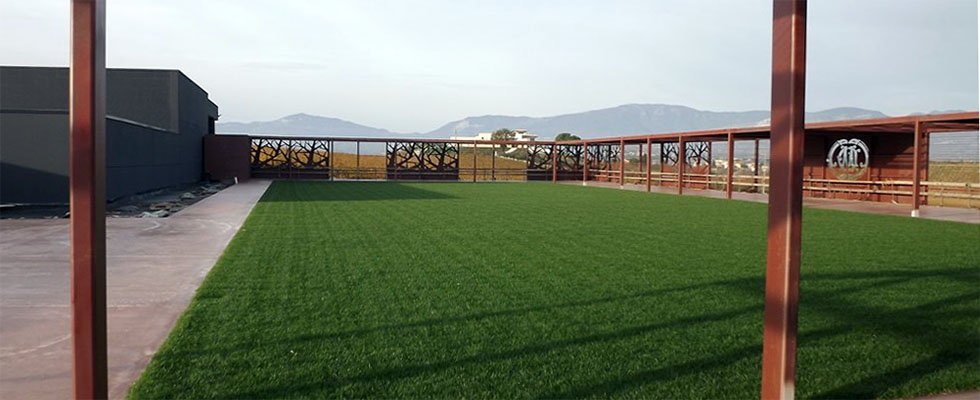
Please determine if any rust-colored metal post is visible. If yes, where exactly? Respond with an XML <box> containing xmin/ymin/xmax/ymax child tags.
<box><xmin>473</xmin><ymin>140</ymin><xmax>478</xmax><ymax>182</ymax></box>
<box><xmin>727</xmin><ymin>132</ymin><xmax>735</xmax><ymax>199</ymax></box>
<box><xmin>583</xmin><ymin>143</ymin><xmax>589</xmax><ymax>185</ymax></box>
<box><xmin>619</xmin><ymin>140</ymin><xmax>625</xmax><ymax>186</ymax></box>
<box><xmin>761</xmin><ymin>1</ymin><xmax>806</xmax><ymax>400</ymax></box>
<box><xmin>70</xmin><ymin>0</ymin><xmax>108</xmax><ymax>398</ymax></box>
<box><xmin>552</xmin><ymin>143</ymin><xmax>558</xmax><ymax>183</ymax></box>
<box><xmin>646</xmin><ymin>138</ymin><xmax>652</xmax><ymax>192</ymax></box>
<box><xmin>491</xmin><ymin>144</ymin><xmax>496</xmax><ymax>181</ymax></box>
<box><xmin>911</xmin><ymin>120</ymin><xmax>922</xmax><ymax>217</ymax></box>
<box><xmin>678</xmin><ymin>137</ymin><xmax>685</xmax><ymax>195</ymax></box>
<box><xmin>754</xmin><ymin>138</ymin><xmax>761</xmax><ymax>191</ymax></box>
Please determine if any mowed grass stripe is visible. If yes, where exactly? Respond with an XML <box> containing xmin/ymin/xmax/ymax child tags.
<box><xmin>129</xmin><ymin>181</ymin><xmax>980</xmax><ymax>399</ymax></box>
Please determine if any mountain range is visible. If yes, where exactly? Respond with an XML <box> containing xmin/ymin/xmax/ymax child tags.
<box><xmin>217</xmin><ymin>104</ymin><xmax>889</xmax><ymax>139</ymax></box>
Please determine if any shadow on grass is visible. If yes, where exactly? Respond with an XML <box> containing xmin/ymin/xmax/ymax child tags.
<box><xmin>183</xmin><ymin>267</ymin><xmax>977</xmax><ymax>399</ymax></box>
<box><xmin>259</xmin><ymin>181</ymin><xmax>459</xmax><ymax>202</ymax></box>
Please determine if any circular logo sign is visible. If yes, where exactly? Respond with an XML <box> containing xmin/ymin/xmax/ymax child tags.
<box><xmin>826</xmin><ymin>138</ymin><xmax>870</xmax><ymax>180</ymax></box>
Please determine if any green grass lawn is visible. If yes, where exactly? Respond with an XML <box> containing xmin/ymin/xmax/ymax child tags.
<box><xmin>129</xmin><ymin>182</ymin><xmax>980</xmax><ymax>399</ymax></box>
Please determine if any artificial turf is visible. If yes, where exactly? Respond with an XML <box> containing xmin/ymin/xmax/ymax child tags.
<box><xmin>128</xmin><ymin>182</ymin><xmax>980</xmax><ymax>399</ymax></box>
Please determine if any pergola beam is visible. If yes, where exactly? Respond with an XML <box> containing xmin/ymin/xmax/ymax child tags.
<box><xmin>761</xmin><ymin>1</ymin><xmax>807</xmax><ymax>400</ymax></box>
<box><xmin>582</xmin><ymin>143</ymin><xmax>589</xmax><ymax>185</ymax></box>
<box><xmin>619</xmin><ymin>139</ymin><xmax>625</xmax><ymax>187</ymax></box>
<box><xmin>646</xmin><ymin>138</ymin><xmax>652</xmax><ymax>192</ymax></box>
<box><xmin>727</xmin><ymin>132</ymin><xmax>734</xmax><ymax>199</ymax></box>
<box><xmin>912</xmin><ymin>120</ymin><xmax>922</xmax><ymax>216</ymax></box>
<box><xmin>69</xmin><ymin>0</ymin><xmax>108</xmax><ymax>398</ymax></box>
<box><xmin>677</xmin><ymin>136</ymin><xmax>685</xmax><ymax>195</ymax></box>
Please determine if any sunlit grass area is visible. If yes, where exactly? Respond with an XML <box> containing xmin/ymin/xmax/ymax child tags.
<box><xmin>129</xmin><ymin>182</ymin><xmax>979</xmax><ymax>399</ymax></box>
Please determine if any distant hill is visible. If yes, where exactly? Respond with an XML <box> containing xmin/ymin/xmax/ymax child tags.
<box><xmin>425</xmin><ymin>104</ymin><xmax>888</xmax><ymax>138</ymax></box>
<box><xmin>217</xmin><ymin>113</ymin><xmax>405</xmax><ymax>138</ymax></box>
<box><xmin>218</xmin><ymin>104</ymin><xmax>888</xmax><ymax>139</ymax></box>
<box><xmin>218</xmin><ymin>105</ymin><xmax>977</xmax><ymax>161</ymax></box>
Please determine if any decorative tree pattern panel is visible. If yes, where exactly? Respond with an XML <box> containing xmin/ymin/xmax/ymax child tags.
<box><xmin>587</xmin><ymin>144</ymin><xmax>619</xmax><ymax>171</ymax></box>
<box><xmin>526</xmin><ymin>144</ymin><xmax>553</xmax><ymax>171</ymax></box>
<box><xmin>661</xmin><ymin>143</ymin><xmax>679</xmax><ymax>166</ymax></box>
<box><xmin>556</xmin><ymin>145</ymin><xmax>584</xmax><ymax>171</ymax></box>
<box><xmin>685</xmin><ymin>141</ymin><xmax>711</xmax><ymax>174</ymax></box>
<box><xmin>385</xmin><ymin>141</ymin><xmax>460</xmax><ymax>180</ymax></box>
<box><xmin>250</xmin><ymin>137</ymin><xmax>330</xmax><ymax>178</ymax></box>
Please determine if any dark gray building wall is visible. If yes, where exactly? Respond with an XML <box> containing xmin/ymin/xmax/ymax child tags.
<box><xmin>0</xmin><ymin>66</ymin><xmax>219</xmax><ymax>204</ymax></box>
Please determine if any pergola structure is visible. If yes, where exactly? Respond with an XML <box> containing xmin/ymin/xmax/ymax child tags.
<box><xmin>67</xmin><ymin>1</ymin><xmax>976</xmax><ymax>399</ymax></box>
<box><xmin>573</xmin><ymin>111</ymin><xmax>979</xmax><ymax>212</ymax></box>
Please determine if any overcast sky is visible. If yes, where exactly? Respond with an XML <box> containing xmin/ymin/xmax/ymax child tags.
<box><xmin>1</xmin><ymin>0</ymin><xmax>977</xmax><ymax>132</ymax></box>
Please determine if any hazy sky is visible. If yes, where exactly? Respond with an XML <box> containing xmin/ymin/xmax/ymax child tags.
<box><xmin>2</xmin><ymin>1</ymin><xmax>977</xmax><ymax>132</ymax></box>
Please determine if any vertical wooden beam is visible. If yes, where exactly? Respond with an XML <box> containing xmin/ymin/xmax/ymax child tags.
<box><xmin>678</xmin><ymin>137</ymin><xmax>686</xmax><ymax>195</ymax></box>
<box><xmin>754</xmin><ymin>138</ymin><xmax>761</xmax><ymax>191</ymax></box>
<box><xmin>911</xmin><ymin>120</ymin><xmax>922</xmax><ymax>217</ymax></box>
<box><xmin>646</xmin><ymin>138</ymin><xmax>652</xmax><ymax>192</ymax></box>
<box><xmin>583</xmin><ymin>143</ymin><xmax>589</xmax><ymax>185</ymax></box>
<box><xmin>70</xmin><ymin>0</ymin><xmax>108</xmax><ymax>398</ymax></box>
<box><xmin>329</xmin><ymin>141</ymin><xmax>334</xmax><ymax>180</ymax></box>
<box><xmin>491</xmin><ymin>144</ymin><xmax>496</xmax><ymax>181</ymax></box>
<box><xmin>552</xmin><ymin>143</ymin><xmax>558</xmax><ymax>183</ymax></box>
<box><xmin>619</xmin><ymin>140</ymin><xmax>625</xmax><ymax>186</ymax></box>
<box><xmin>355</xmin><ymin>141</ymin><xmax>360</xmax><ymax>180</ymax></box>
<box><xmin>727</xmin><ymin>132</ymin><xmax>735</xmax><ymax>199</ymax></box>
<box><xmin>761</xmin><ymin>1</ymin><xmax>807</xmax><ymax>400</ymax></box>
<box><xmin>473</xmin><ymin>140</ymin><xmax>478</xmax><ymax>182</ymax></box>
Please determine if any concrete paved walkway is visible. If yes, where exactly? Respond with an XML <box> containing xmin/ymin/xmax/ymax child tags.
<box><xmin>566</xmin><ymin>181</ymin><xmax>980</xmax><ymax>224</ymax></box>
<box><xmin>0</xmin><ymin>179</ymin><xmax>270</xmax><ymax>399</ymax></box>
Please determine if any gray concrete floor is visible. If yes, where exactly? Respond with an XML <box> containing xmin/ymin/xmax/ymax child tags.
<box><xmin>567</xmin><ymin>181</ymin><xmax>980</xmax><ymax>224</ymax></box>
<box><xmin>0</xmin><ymin>179</ymin><xmax>270</xmax><ymax>399</ymax></box>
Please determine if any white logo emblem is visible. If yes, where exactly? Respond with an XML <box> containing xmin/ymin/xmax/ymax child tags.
<box><xmin>826</xmin><ymin>138</ymin><xmax>870</xmax><ymax>180</ymax></box>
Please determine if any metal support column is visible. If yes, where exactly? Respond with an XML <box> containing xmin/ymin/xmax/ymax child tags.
<box><xmin>491</xmin><ymin>144</ymin><xmax>496</xmax><ymax>181</ymax></box>
<box><xmin>552</xmin><ymin>143</ymin><xmax>558</xmax><ymax>183</ymax></box>
<box><xmin>761</xmin><ymin>1</ymin><xmax>807</xmax><ymax>399</ymax></box>
<box><xmin>912</xmin><ymin>120</ymin><xmax>922</xmax><ymax>217</ymax></box>
<box><xmin>583</xmin><ymin>143</ymin><xmax>589</xmax><ymax>185</ymax></box>
<box><xmin>754</xmin><ymin>138</ymin><xmax>761</xmax><ymax>191</ymax></box>
<box><xmin>473</xmin><ymin>140</ymin><xmax>478</xmax><ymax>182</ymax></box>
<box><xmin>70</xmin><ymin>0</ymin><xmax>108</xmax><ymax>398</ymax></box>
<box><xmin>646</xmin><ymin>138</ymin><xmax>652</xmax><ymax>192</ymax></box>
<box><xmin>619</xmin><ymin>140</ymin><xmax>625</xmax><ymax>186</ymax></box>
<box><xmin>678</xmin><ymin>137</ymin><xmax>685</xmax><ymax>195</ymax></box>
<box><xmin>727</xmin><ymin>132</ymin><xmax>735</xmax><ymax>199</ymax></box>
<box><xmin>355</xmin><ymin>141</ymin><xmax>360</xmax><ymax>180</ymax></box>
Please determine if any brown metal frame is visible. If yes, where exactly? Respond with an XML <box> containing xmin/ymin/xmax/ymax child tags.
<box><xmin>761</xmin><ymin>1</ymin><xmax>806</xmax><ymax>399</ymax></box>
<box><xmin>678</xmin><ymin>136</ymin><xmax>685</xmax><ymax>195</ymax></box>
<box><xmin>912</xmin><ymin>120</ymin><xmax>923</xmax><ymax>216</ymax></box>
<box><xmin>619</xmin><ymin>139</ymin><xmax>625</xmax><ymax>186</ymax></box>
<box><xmin>70</xmin><ymin>0</ymin><xmax>108</xmax><ymax>398</ymax></box>
<box><xmin>646</xmin><ymin>138</ymin><xmax>652</xmax><ymax>192</ymax></box>
<box><xmin>582</xmin><ymin>143</ymin><xmax>589</xmax><ymax>184</ymax></box>
<box><xmin>551</xmin><ymin>143</ymin><xmax>558</xmax><ymax>183</ymax></box>
<box><xmin>727</xmin><ymin>132</ymin><xmax>735</xmax><ymax>199</ymax></box>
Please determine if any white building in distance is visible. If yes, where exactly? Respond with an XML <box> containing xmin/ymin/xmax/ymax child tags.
<box><xmin>450</xmin><ymin>129</ymin><xmax>538</xmax><ymax>149</ymax></box>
